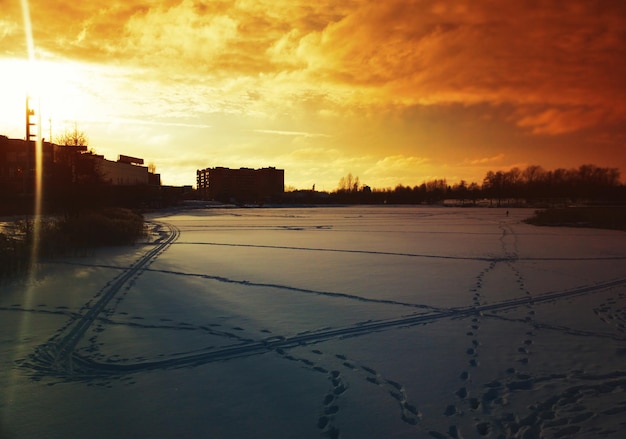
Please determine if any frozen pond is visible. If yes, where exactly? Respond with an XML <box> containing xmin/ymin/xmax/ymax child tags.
<box><xmin>1</xmin><ymin>206</ymin><xmax>626</xmax><ymax>438</ymax></box>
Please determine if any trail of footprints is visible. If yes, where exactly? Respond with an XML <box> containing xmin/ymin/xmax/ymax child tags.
<box><xmin>439</xmin><ymin>221</ymin><xmax>539</xmax><ymax>438</ymax></box>
<box><xmin>593</xmin><ymin>289</ymin><xmax>626</xmax><ymax>334</ymax></box>
<box><xmin>272</xmin><ymin>347</ymin><xmax>422</xmax><ymax>439</ymax></box>
<box><xmin>435</xmin><ymin>220</ymin><xmax>626</xmax><ymax>438</ymax></box>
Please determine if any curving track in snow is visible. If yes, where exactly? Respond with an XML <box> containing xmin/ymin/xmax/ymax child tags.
<box><xmin>23</xmin><ymin>216</ymin><xmax>626</xmax><ymax>380</ymax></box>
<box><xmin>12</xmin><ymin>209</ymin><xmax>626</xmax><ymax>439</ymax></box>
<box><xmin>27</xmin><ymin>221</ymin><xmax>180</xmax><ymax>376</ymax></box>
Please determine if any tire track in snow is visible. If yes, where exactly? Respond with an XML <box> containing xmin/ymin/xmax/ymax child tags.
<box><xmin>25</xmin><ymin>276</ymin><xmax>626</xmax><ymax>379</ymax></box>
<box><xmin>144</xmin><ymin>268</ymin><xmax>447</xmax><ymax>312</ymax></box>
<box><xmin>168</xmin><ymin>241</ymin><xmax>493</xmax><ymax>261</ymax></box>
<box><xmin>41</xmin><ymin>262</ymin><xmax>449</xmax><ymax>313</ymax></box>
<box><xmin>26</xmin><ymin>221</ymin><xmax>180</xmax><ymax>374</ymax></box>
<box><xmin>170</xmin><ymin>241</ymin><xmax>626</xmax><ymax>261</ymax></box>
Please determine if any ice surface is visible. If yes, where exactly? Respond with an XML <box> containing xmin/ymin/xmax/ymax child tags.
<box><xmin>1</xmin><ymin>206</ymin><xmax>626</xmax><ymax>438</ymax></box>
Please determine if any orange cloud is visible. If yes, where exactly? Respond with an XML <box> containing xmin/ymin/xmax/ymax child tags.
<box><xmin>2</xmin><ymin>0</ymin><xmax>625</xmax><ymax>188</ymax></box>
<box><xmin>514</xmin><ymin>107</ymin><xmax>614</xmax><ymax>135</ymax></box>
<box><xmin>6</xmin><ymin>1</ymin><xmax>625</xmax><ymax>113</ymax></box>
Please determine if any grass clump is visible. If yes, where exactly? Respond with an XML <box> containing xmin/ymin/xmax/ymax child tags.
<box><xmin>524</xmin><ymin>206</ymin><xmax>626</xmax><ymax>231</ymax></box>
<box><xmin>0</xmin><ymin>208</ymin><xmax>145</xmax><ymax>281</ymax></box>
<box><xmin>55</xmin><ymin>208</ymin><xmax>145</xmax><ymax>249</ymax></box>
<box><xmin>0</xmin><ymin>232</ymin><xmax>30</xmax><ymax>281</ymax></box>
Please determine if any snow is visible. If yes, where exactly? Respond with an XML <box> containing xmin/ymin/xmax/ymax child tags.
<box><xmin>1</xmin><ymin>206</ymin><xmax>626</xmax><ymax>438</ymax></box>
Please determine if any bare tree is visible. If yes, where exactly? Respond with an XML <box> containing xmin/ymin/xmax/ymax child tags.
<box><xmin>56</xmin><ymin>124</ymin><xmax>88</xmax><ymax>147</ymax></box>
<box><xmin>337</xmin><ymin>173</ymin><xmax>361</xmax><ymax>192</ymax></box>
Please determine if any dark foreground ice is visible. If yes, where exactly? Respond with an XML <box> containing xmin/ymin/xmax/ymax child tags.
<box><xmin>1</xmin><ymin>206</ymin><xmax>626</xmax><ymax>438</ymax></box>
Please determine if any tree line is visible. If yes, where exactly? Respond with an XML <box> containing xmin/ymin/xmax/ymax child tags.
<box><xmin>328</xmin><ymin>165</ymin><xmax>625</xmax><ymax>205</ymax></box>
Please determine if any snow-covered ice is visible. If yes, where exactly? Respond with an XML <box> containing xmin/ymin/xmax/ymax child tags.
<box><xmin>1</xmin><ymin>206</ymin><xmax>626</xmax><ymax>438</ymax></box>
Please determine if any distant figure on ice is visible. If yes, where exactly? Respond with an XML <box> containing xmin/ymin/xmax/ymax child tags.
<box><xmin>506</xmin><ymin>210</ymin><xmax>509</xmax><ymax>217</ymax></box>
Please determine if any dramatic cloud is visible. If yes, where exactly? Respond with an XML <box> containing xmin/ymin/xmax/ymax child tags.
<box><xmin>1</xmin><ymin>0</ymin><xmax>625</xmax><ymax>187</ymax></box>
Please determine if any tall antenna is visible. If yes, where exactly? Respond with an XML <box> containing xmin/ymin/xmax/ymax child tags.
<box><xmin>26</xmin><ymin>95</ymin><xmax>37</xmax><ymax>142</ymax></box>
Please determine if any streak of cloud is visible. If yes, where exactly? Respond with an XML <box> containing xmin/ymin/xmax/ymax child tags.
<box><xmin>253</xmin><ymin>129</ymin><xmax>330</xmax><ymax>138</ymax></box>
<box><xmin>467</xmin><ymin>154</ymin><xmax>505</xmax><ymax>166</ymax></box>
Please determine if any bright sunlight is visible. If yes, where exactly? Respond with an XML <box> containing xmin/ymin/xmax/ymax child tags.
<box><xmin>0</xmin><ymin>57</ymin><xmax>97</xmax><ymax>140</ymax></box>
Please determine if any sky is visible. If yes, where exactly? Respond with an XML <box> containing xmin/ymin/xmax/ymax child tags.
<box><xmin>1</xmin><ymin>0</ymin><xmax>625</xmax><ymax>189</ymax></box>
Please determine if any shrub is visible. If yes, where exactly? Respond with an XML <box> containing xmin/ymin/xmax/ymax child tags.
<box><xmin>0</xmin><ymin>232</ymin><xmax>30</xmax><ymax>281</ymax></box>
<box><xmin>524</xmin><ymin>207</ymin><xmax>626</xmax><ymax>231</ymax></box>
<box><xmin>0</xmin><ymin>208</ymin><xmax>145</xmax><ymax>281</ymax></box>
<box><xmin>57</xmin><ymin>208</ymin><xmax>145</xmax><ymax>249</ymax></box>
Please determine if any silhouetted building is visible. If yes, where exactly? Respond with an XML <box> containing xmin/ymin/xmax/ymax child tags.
<box><xmin>1</xmin><ymin>136</ymin><xmax>160</xmax><ymax>193</ymax></box>
<box><xmin>0</xmin><ymin>135</ymin><xmax>55</xmax><ymax>195</ymax></box>
<box><xmin>196</xmin><ymin>166</ymin><xmax>284</xmax><ymax>203</ymax></box>
<box><xmin>1</xmin><ymin>135</ymin><xmax>164</xmax><ymax>213</ymax></box>
<box><xmin>94</xmin><ymin>154</ymin><xmax>152</xmax><ymax>186</ymax></box>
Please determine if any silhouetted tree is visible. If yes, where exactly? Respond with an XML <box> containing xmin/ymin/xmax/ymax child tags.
<box><xmin>321</xmin><ymin>163</ymin><xmax>622</xmax><ymax>206</ymax></box>
<box><xmin>468</xmin><ymin>182</ymin><xmax>481</xmax><ymax>205</ymax></box>
<box><xmin>504</xmin><ymin>167</ymin><xmax>522</xmax><ymax>201</ymax></box>
<box><xmin>424</xmin><ymin>179</ymin><xmax>447</xmax><ymax>203</ymax></box>
<box><xmin>452</xmin><ymin>180</ymin><xmax>469</xmax><ymax>205</ymax></box>
<box><xmin>521</xmin><ymin>165</ymin><xmax>545</xmax><ymax>201</ymax></box>
<box><xmin>337</xmin><ymin>173</ymin><xmax>361</xmax><ymax>192</ymax></box>
<box><xmin>483</xmin><ymin>171</ymin><xmax>505</xmax><ymax>206</ymax></box>
<box><xmin>56</xmin><ymin>125</ymin><xmax>89</xmax><ymax>147</ymax></box>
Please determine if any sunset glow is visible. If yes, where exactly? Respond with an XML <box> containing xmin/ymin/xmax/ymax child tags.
<box><xmin>1</xmin><ymin>1</ymin><xmax>625</xmax><ymax>188</ymax></box>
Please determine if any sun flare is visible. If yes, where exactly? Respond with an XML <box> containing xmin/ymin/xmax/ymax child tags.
<box><xmin>0</xmin><ymin>57</ymin><xmax>98</xmax><ymax>140</ymax></box>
